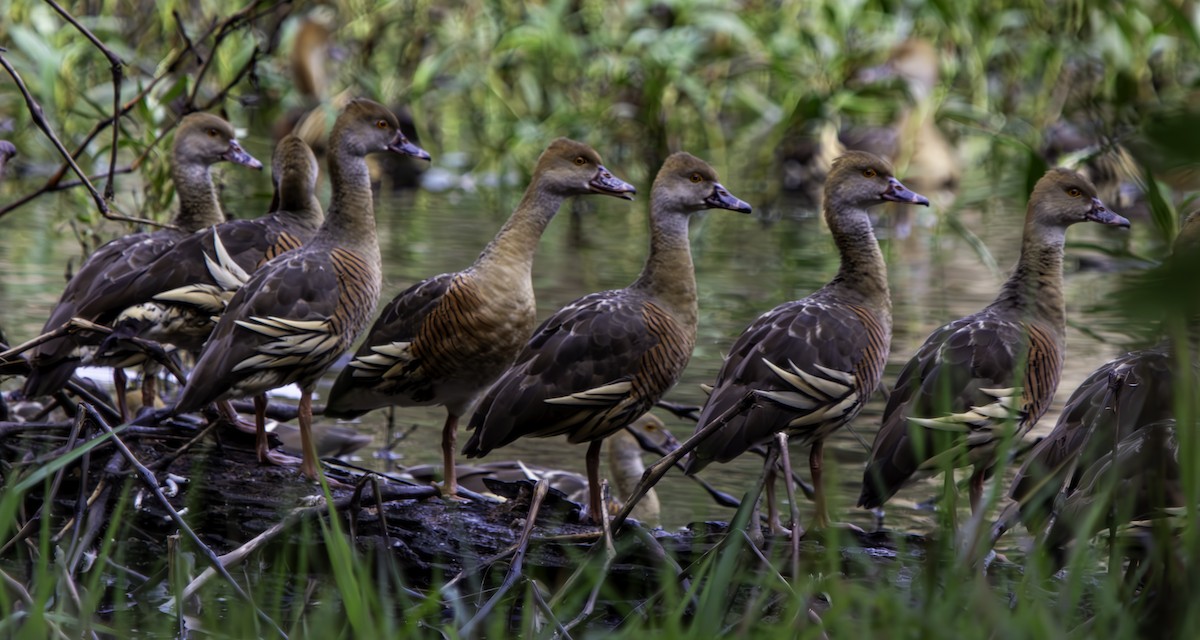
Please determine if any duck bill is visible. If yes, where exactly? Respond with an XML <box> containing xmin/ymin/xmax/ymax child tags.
<box><xmin>224</xmin><ymin>140</ymin><xmax>263</xmax><ymax>169</ymax></box>
<box><xmin>882</xmin><ymin>177</ymin><xmax>930</xmax><ymax>206</ymax></box>
<box><xmin>387</xmin><ymin>133</ymin><xmax>431</xmax><ymax>161</ymax></box>
<box><xmin>1086</xmin><ymin>197</ymin><xmax>1131</xmax><ymax>228</ymax></box>
<box><xmin>705</xmin><ymin>183</ymin><xmax>752</xmax><ymax>213</ymax></box>
<box><xmin>589</xmin><ymin>165</ymin><xmax>636</xmax><ymax>200</ymax></box>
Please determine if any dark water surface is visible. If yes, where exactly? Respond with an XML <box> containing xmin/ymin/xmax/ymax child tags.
<box><xmin>0</xmin><ymin>159</ymin><xmax>1150</xmax><ymax>543</ymax></box>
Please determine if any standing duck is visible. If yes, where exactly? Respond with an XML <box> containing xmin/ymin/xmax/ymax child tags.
<box><xmin>859</xmin><ymin>168</ymin><xmax>1130</xmax><ymax>517</ymax></box>
<box><xmin>463</xmin><ymin>152</ymin><xmax>752</xmax><ymax>523</ymax></box>
<box><xmin>87</xmin><ymin>135</ymin><xmax>324</xmax><ymax>417</ymax></box>
<box><xmin>1041</xmin><ymin>419</ymin><xmax>1187</xmax><ymax>556</ymax></box>
<box><xmin>684</xmin><ymin>151</ymin><xmax>929</xmax><ymax>533</ymax></box>
<box><xmin>323</xmin><ymin>138</ymin><xmax>635</xmax><ymax>496</ymax></box>
<box><xmin>23</xmin><ymin>113</ymin><xmax>262</xmax><ymax>402</ymax></box>
<box><xmin>1000</xmin><ymin>211</ymin><xmax>1200</xmax><ymax>538</ymax></box>
<box><xmin>172</xmin><ymin>99</ymin><xmax>430</xmax><ymax>478</ymax></box>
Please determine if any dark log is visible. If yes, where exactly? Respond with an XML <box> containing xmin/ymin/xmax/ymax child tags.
<box><xmin>2</xmin><ymin>412</ymin><xmax>1031</xmax><ymax>634</ymax></box>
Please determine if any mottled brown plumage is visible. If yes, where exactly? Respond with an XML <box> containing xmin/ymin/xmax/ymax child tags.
<box><xmin>173</xmin><ymin>99</ymin><xmax>430</xmax><ymax>478</ymax></box>
<box><xmin>87</xmin><ymin>136</ymin><xmax>324</xmax><ymax>416</ymax></box>
<box><xmin>463</xmin><ymin>151</ymin><xmax>751</xmax><ymax>522</ymax></box>
<box><xmin>324</xmin><ymin>138</ymin><xmax>635</xmax><ymax>495</ymax></box>
<box><xmin>685</xmin><ymin>151</ymin><xmax>929</xmax><ymax>531</ymax></box>
<box><xmin>1043</xmin><ymin>419</ymin><xmax>1186</xmax><ymax>554</ymax></box>
<box><xmin>859</xmin><ymin>168</ymin><xmax>1131</xmax><ymax>515</ymax></box>
<box><xmin>23</xmin><ymin>113</ymin><xmax>262</xmax><ymax>401</ymax></box>
<box><xmin>1002</xmin><ymin>211</ymin><xmax>1200</xmax><ymax>537</ymax></box>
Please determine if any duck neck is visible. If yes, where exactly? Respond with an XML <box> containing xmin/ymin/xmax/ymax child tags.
<box><xmin>276</xmin><ymin>173</ymin><xmax>324</xmax><ymax>231</ymax></box>
<box><xmin>170</xmin><ymin>161</ymin><xmax>225</xmax><ymax>232</ymax></box>
<box><xmin>824</xmin><ymin>202</ymin><xmax>890</xmax><ymax>310</ymax></box>
<box><xmin>473</xmin><ymin>179</ymin><xmax>566</xmax><ymax>281</ymax></box>
<box><xmin>632</xmin><ymin>199</ymin><xmax>696</xmax><ymax>326</ymax></box>
<box><xmin>320</xmin><ymin>144</ymin><xmax>380</xmax><ymax>263</ymax></box>
<box><xmin>992</xmin><ymin>220</ymin><xmax>1066</xmax><ymax>331</ymax></box>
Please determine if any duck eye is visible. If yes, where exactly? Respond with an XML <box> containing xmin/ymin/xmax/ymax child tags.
<box><xmin>863</xmin><ymin>168</ymin><xmax>877</xmax><ymax>178</ymax></box>
<box><xmin>574</xmin><ymin>156</ymin><xmax>587</xmax><ymax>166</ymax></box>
<box><xmin>690</xmin><ymin>173</ymin><xmax>703</xmax><ymax>183</ymax></box>
<box><xmin>376</xmin><ymin>119</ymin><xmax>389</xmax><ymax>129</ymax></box>
<box><xmin>207</xmin><ymin>128</ymin><xmax>219</xmax><ymax>138</ymax></box>
<box><xmin>1066</xmin><ymin>187</ymin><xmax>1082</xmax><ymax>197</ymax></box>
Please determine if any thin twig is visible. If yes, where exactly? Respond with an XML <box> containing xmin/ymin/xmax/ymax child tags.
<box><xmin>0</xmin><ymin>413</ymin><xmax>95</xmax><ymax>555</ymax></box>
<box><xmin>199</xmin><ymin>47</ymin><xmax>262</xmax><ymax>112</ymax></box>
<box><xmin>43</xmin><ymin>0</ymin><xmax>125</xmax><ymax>200</ymax></box>
<box><xmin>0</xmin><ymin>52</ymin><xmax>107</xmax><ymax>214</ymax></box>
<box><xmin>173</xmin><ymin>11</ymin><xmax>203</xmax><ymax>67</ymax></box>
<box><xmin>527</xmin><ymin>579</ymin><xmax>573</xmax><ymax>640</ymax></box>
<box><xmin>623</xmin><ymin>423</ymin><xmax>741</xmax><ymax>509</ymax></box>
<box><xmin>185</xmin><ymin>0</ymin><xmax>269</xmax><ymax>108</ymax></box>
<box><xmin>0</xmin><ymin>567</ymin><xmax>34</xmax><ymax>607</ymax></box>
<box><xmin>611</xmin><ymin>392</ymin><xmax>758</xmax><ymax>532</ymax></box>
<box><xmin>740</xmin><ymin>529</ymin><xmax>795</xmax><ymax>594</ymax></box>
<box><xmin>458</xmin><ymin>480</ymin><xmax>549</xmax><ymax>639</ymax></box>
<box><xmin>561</xmin><ymin>486</ymin><xmax>618</xmax><ymax>633</ymax></box>
<box><xmin>0</xmin><ymin>2</ymin><xmax>285</xmax><ymax>220</ymax></box>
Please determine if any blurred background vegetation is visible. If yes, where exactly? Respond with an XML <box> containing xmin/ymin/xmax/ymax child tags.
<box><xmin>2</xmin><ymin>0</ymin><xmax>1198</xmax><ymax>241</ymax></box>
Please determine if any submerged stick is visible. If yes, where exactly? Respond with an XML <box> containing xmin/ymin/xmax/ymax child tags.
<box><xmin>653</xmin><ymin>398</ymin><xmax>815</xmax><ymax>499</ymax></box>
<box><xmin>611</xmin><ymin>391</ymin><xmax>757</xmax><ymax>532</ymax></box>
<box><xmin>622</xmin><ymin>423</ymin><xmax>741</xmax><ymax>509</ymax></box>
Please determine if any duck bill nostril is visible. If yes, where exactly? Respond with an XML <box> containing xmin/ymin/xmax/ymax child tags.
<box><xmin>588</xmin><ymin>168</ymin><xmax>636</xmax><ymax>199</ymax></box>
<box><xmin>1086</xmin><ymin>197</ymin><xmax>1130</xmax><ymax>228</ymax></box>
<box><xmin>387</xmin><ymin>134</ymin><xmax>431</xmax><ymax>160</ymax></box>
<box><xmin>881</xmin><ymin>178</ymin><xmax>930</xmax><ymax>206</ymax></box>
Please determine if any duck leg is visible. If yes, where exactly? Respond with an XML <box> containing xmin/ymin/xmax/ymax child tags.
<box><xmin>810</xmin><ymin>440</ymin><xmax>829</xmax><ymax>529</ymax></box>
<box><xmin>112</xmin><ymin>368</ymin><xmax>129</xmax><ymax>422</ymax></box>
<box><xmin>250</xmin><ymin>392</ymin><xmax>305</xmax><ymax>468</ymax></box>
<box><xmin>441</xmin><ymin>411</ymin><xmax>460</xmax><ymax>497</ymax></box>
<box><xmin>254</xmin><ymin>393</ymin><xmax>270</xmax><ymax>464</ymax></box>
<box><xmin>764</xmin><ymin>450</ymin><xmax>789</xmax><ymax>536</ymax></box>
<box><xmin>585</xmin><ymin>439</ymin><xmax>604</xmax><ymax>524</ymax></box>
<box><xmin>968</xmin><ymin>465</ymin><xmax>986</xmax><ymax>515</ymax></box>
<box><xmin>140</xmin><ymin>361</ymin><xmax>161</xmax><ymax>413</ymax></box>
<box><xmin>297</xmin><ymin>388</ymin><xmax>318</xmax><ymax>480</ymax></box>
<box><xmin>217</xmin><ymin>399</ymin><xmax>258</xmax><ymax>432</ymax></box>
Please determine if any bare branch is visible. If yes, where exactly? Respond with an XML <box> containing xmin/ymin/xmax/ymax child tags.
<box><xmin>0</xmin><ymin>52</ymin><xmax>108</xmax><ymax>215</ymax></box>
<box><xmin>43</xmin><ymin>0</ymin><xmax>126</xmax><ymax>200</ymax></box>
